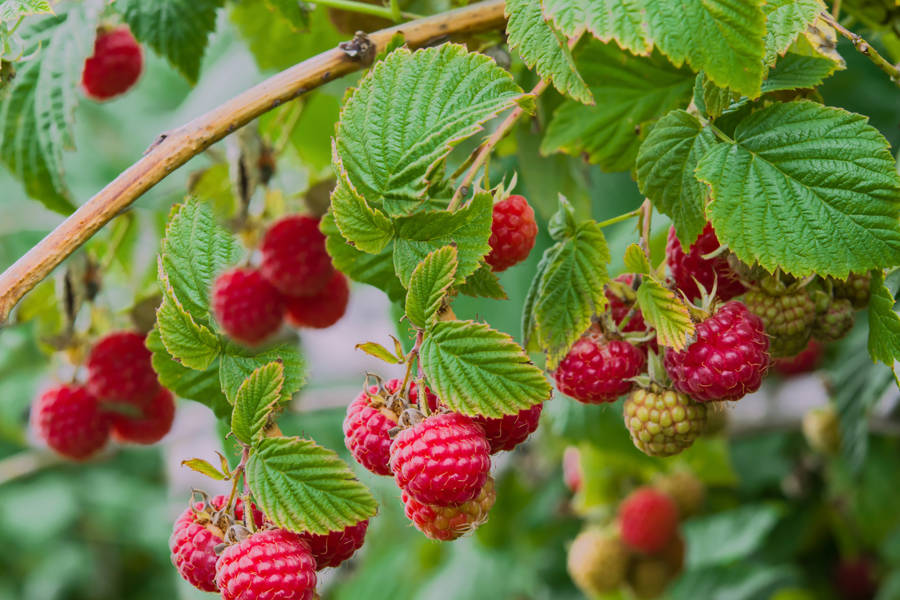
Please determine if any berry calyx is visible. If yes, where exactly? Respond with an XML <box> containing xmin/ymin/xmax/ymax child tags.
<box><xmin>260</xmin><ymin>215</ymin><xmax>335</xmax><ymax>297</ymax></box>
<box><xmin>216</xmin><ymin>529</ymin><xmax>317</xmax><ymax>600</ymax></box>
<box><xmin>664</xmin><ymin>301</ymin><xmax>769</xmax><ymax>402</ymax></box>
<box><xmin>212</xmin><ymin>267</ymin><xmax>285</xmax><ymax>345</ymax></box>
<box><xmin>111</xmin><ymin>387</ymin><xmax>175</xmax><ymax>445</ymax></box>
<box><xmin>813</xmin><ymin>298</ymin><xmax>855</xmax><ymax>343</ymax></box>
<box><xmin>554</xmin><ymin>335</ymin><xmax>645</xmax><ymax>404</ymax></box>
<box><xmin>299</xmin><ymin>519</ymin><xmax>368</xmax><ymax>569</ymax></box>
<box><xmin>567</xmin><ymin>529</ymin><xmax>629</xmax><ymax>596</ymax></box>
<box><xmin>619</xmin><ymin>487</ymin><xmax>679</xmax><ymax>554</ymax></box>
<box><xmin>666</xmin><ymin>223</ymin><xmax>745</xmax><ymax>301</ymax></box>
<box><xmin>623</xmin><ymin>387</ymin><xmax>707</xmax><ymax>457</ymax></box>
<box><xmin>285</xmin><ymin>271</ymin><xmax>349</xmax><ymax>329</ymax></box>
<box><xmin>403</xmin><ymin>476</ymin><xmax>496</xmax><ymax>541</ymax></box>
<box><xmin>81</xmin><ymin>26</ymin><xmax>143</xmax><ymax>101</ymax></box>
<box><xmin>832</xmin><ymin>272</ymin><xmax>872</xmax><ymax>310</ymax></box>
<box><xmin>390</xmin><ymin>412</ymin><xmax>491</xmax><ymax>507</ymax></box>
<box><xmin>32</xmin><ymin>384</ymin><xmax>110</xmax><ymax>460</ymax></box>
<box><xmin>471</xmin><ymin>402</ymin><xmax>543</xmax><ymax>453</ymax></box>
<box><xmin>86</xmin><ymin>331</ymin><xmax>158</xmax><ymax>403</ymax></box>
<box><xmin>485</xmin><ymin>194</ymin><xmax>538</xmax><ymax>272</ymax></box>
<box><xmin>744</xmin><ymin>280</ymin><xmax>816</xmax><ymax>357</ymax></box>
<box><xmin>773</xmin><ymin>340</ymin><xmax>823</xmax><ymax>377</ymax></box>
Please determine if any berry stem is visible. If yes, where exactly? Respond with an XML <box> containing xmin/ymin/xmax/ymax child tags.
<box><xmin>401</xmin><ymin>330</ymin><xmax>424</xmax><ymax>396</ymax></box>
<box><xmin>595</xmin><ymin>208</ymin><xmax>641</xmax><ymax>229</ymax></box>
<box><xmin>821</xmin><ymin>10</ymin><xmax>900</xmax><ymax>86</ymax></box>
<box><xmin>311</xmin><ymin>0</ymin><xmax>421</xmax><ymax>21</ymax></box>
<box><xmin>638</xmin><ymin>199</ymin><xmax>652</xmax><ymax>259</ymax></box>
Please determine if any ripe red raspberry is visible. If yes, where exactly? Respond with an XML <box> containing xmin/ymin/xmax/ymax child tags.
<box><xmin>212</xmin><ymin>267</ymin><xmax>285</xmax><ymax>345</ymax></box>
<box><xmin>619</xmin><ymin>487</ymin><xmax>679</xmax><ymax>554</ymax></box>
<box><xmin>285</xmin><ymin>271</ymin><xmax>349</xmax><ymax>329</ymax></box>
<box><xmin>664</xmin><ymin>301</ymin><xmax>769</xmax><ymax>402</ymax></box>
<box><xmin>299</xmin><ymin>519</ymin><xmax>368</xmax><ymax>569</ymax></box>
<box><xmin>485</xmin><ymin>194</ymin><xmax>538</xmax><ymax>272</ymax></box>
<box><xmin>260</xmin><ymin>215</ymin><xmax>335</xmax><ymax>297</ymax></box>
<box><xmin>666</xmin><ymin>224</ymin><xmax>745</xmax><ymax>301</ymax></box>
<box><xmin>216</xmin><ymin>529</ymin><xmax>317</xmax><ymax>600</ymax></box>
<box><xmin>170</xmin><ymin>495</ymin><xmax>264</xmax><ymax>592</ymax></box>
<box><xmin>390</xmin><ymin>412</ymin><xmax>491</xmax><ymax>506</ymax></box>
<box><xmin>86</xmin><ymin>331</ymin><xmax>159</xmax><ymax>403</ymax></box>
<box><xmin>554</xmin><ymin>336</ymin><xmax>645</xmax><ymax>404</ymax></box>
<box><xmin>403</xmin><ymin>476</ymin><xmax>495</xmax><ymax>541</ymax></box>
<box><xmin>32</xmin><ymin>384</ymin><xmax>110</xmax><ymax>460</ymax></box>
<box><xmin>774</xmin><ymin>340</ymin><xmax>823</xmax><ymax>377</ymax></box>
<box><xmin>81</xmin><ymin>26</ymin><xmax>143</xmax><ymax>101</ymax></box>
<box><xmin>563</xmin><ymin>446</ymin><xmax>582</xmax><ymax>493</ymax></box>
<box><xmin>111</xmin><ymin>387</ymin><xmax>175</xmax><ymax>445</ymax></box>
<box><xmin>343</xmin><ymin>387</ymin><xmax>401</xmax><ymax>476</ymax></box>
<box><xmin>471</xmin><ymin>403</ymin><xmax>543</xmax><ymax>453</ymax></box>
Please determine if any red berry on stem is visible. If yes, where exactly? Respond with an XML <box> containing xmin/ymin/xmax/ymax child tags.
<box><xmin>666</xmin><ymin>224</ymin><xmax>745</xmax><ymax>302</ymax></box>
<box><xmin>554</xmin><ymin>336</ymin><xmax>645</xmax><ymax>404</ymax></box>
<box><xmin>86</xmin><ymin>331</ymin><xmax>158</xmax><ymax>403</ymax></box>
<box><xmin>216</xmin><ymin>529</ymin><xmax>317</xmax><ymax>600</ymax></box>
<box><xmin>285</xmin><ymin>271</ymin><xmax>349</xmax><ymax>329</ymax></box>
<box><xmin>485</xmin><ymin>194</ymin><xmax>538</xmax><ymax>272</ymax></box>
<box><xmin>81</xmin><ymin>26</ymin><xmax>143</xmax><ymax>101</ymax></box>
<box><xmin>774</xmin><ymin>340</ymin><xmax>823</xmax><ymax>377</ymax></box>
<box><xmin>664</xmin><ymin>301</ymin><xmax>770</xmax><ymax>402</ymax></box>
<box><xmin>260</xmin><ymin>215</ymin><xmax>334</xmax><ymax>297</ymax></box>
<box><xmin>343</xmin><ymin>390</ymin><xmax>399</xmax><ymax>476</ymax></box>
<box><xmin>403</xmin><ymin>476</ymin><xmax>496</xmax><ymax>541</ymax></box>
<box><xmin>212</xmin><ymin>268</ymin><xmax>285</xmax><ymax>345</ymax></box>
<box><xmin>299</xmin><ymin>519</ymin><xmax>369</xmax><ymax>569</ymax></box>
<box><xmin>32</xmin><ymin>384</ymin><xmax>110</xmax><ymax>460</ymax></box>
<box><xmin>472</xmin><ymin>403</ymin><xmax>543</xmax><ymax>453</ymax></box>
<box><xmin>111</xmin><ymin>387</ymin><xmax>175</xmax><ymax>445</ymax></box>
<box><xmin>390</xmin><ymin>412</ymin><xmax>491</xmax><ymax>507</ymax></box>
<box><xmin>619</xmin><ymin>487</ymin><xmax>679</xmax><ymax>554</ymax></box>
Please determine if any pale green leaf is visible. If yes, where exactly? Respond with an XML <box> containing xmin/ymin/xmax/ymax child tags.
<box><xmin>355</xmin><ymin>342</ymin><xmax>403</xmax><ymax>364</ymax></box>
<box><xmin>541</xmin><ymin>40</ymin><xmax>694</xmax><ymax>172</ymax></box>
<box><xmin>182</xmin><ymin>458</ymin><xmax>227</xmax><ymax>480</ymax></box>
<box><xmin>156</xmin><ymin>268</ymin><xmax>221</xmax><ymax>370</ymax></box>
<box><xmin>636</xmin><ymin>276</ymin><xmax>694</xmax><ymax>350</ymax></box>
<box><xmin>505</xmin><ymin>0</ymin><xmax>593</xmax><ymax>104</ymax></box>
<box><xmin>420</xmin><ymin>319</ymin><xmax>551</xmax><ymax>417</ymax></box>
<box><xmin>0</xmin><ymin>1</ymin><xmax>53</xmax><ymax>18</ymax></box>
<box><xmin>541</xmin><ymin>0</ymin><xmax>652</xmax><ymax>55</ymax></box>
<box><xmin>867</xmin><ymin>270</ymin><xmax>900</xmax><ymax>367</ymax></box>
<box><xmin>219</xmin><ymin>342</ymin><xmax>305</xmax><ymax>405</ymax></box>
<box><xmin>761</xmin><ymin>52</ymin><xmax>838</xmax><ymax>93</ymax></box>
<box><xmin>405</xmin><ymin>245</ymin><xmax>458</xmax><ymax>329</ymax></box>
<box><xmin>330</xmin><ymin>159</ymin><xmax>394</xmax><ymax>254</ymax></box>
<box><xmin>232</xmin><ymin>362</ymin><xmax>284</xmax><ymax>445</ymax></box>
<box><xmin>457</xmin><ymin>262</ymin><xmax>507</xmax><ymax>300</ymax></box>
<box><xmin>635</xmin><ymin>109</ymin><xmax>717</xmax><ymax>248</ymax></box>
<box><xmin>763</xmin><ymin>0</ymin><xmax>824</xmax><ymax>65</ymax></box>
<box><xmin>335</xmin><ymin>44</ymin><xmax>528</xmax><ymax>215</ymax></box>
<box><xmin>697</xmin><ymin>101</ymin><xmax>900</xmax><ymax>278</ymax></box>
<box><xmin>623</xmin><ymin>244</ymin><xmax>650</xmax><ymax>275</ymax></box>
<box><xmin>265</xmin><ymin>0</ymin><xmax>309</xmax><ymax>28</ymax></box>
<box><xmin>246</xmin><ymin>437</ymin><xmax>377</xmax><ymax>535</ymax></box>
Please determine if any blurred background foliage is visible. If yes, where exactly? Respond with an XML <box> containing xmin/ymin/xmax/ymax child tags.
<box><xmin>0</xmin><ymin>2</ymin><xmax>899</xmax><ymax>599</ymax></box>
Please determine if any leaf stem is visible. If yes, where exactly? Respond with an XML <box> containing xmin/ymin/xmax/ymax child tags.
<box><xmin>638</xmin><ymin>199</ymin><xmax>652</xmax><ymax>259</ymax></box>
<box><xmin>389</xmin><ymin>0</ymin><xmax>402</xmax><ymax>22</ymax></box>
<box><xmin>707</xmin><ymin>122</ymin><xmax>734</xmax><ymax>144</ymax></box>
<box><xmin>595</xmin><ymin>208</ymin><xmax>641</xmax><ymax>229</ymax></box>
<box><xmin>311</xmin><ymin>0</ymin><xmax>420</xmax><ymax>21</ymax></box>
<box><xmin>821</xmin><ymin>11</ymin><xmax>900</xmax><ymax>87</ymax></box>
<box><xmin>831</xmin><ymin>0</ymin><xmax>841</xmax><ymax>18</ymax></box>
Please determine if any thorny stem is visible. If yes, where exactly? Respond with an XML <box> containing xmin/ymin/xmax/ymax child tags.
<box><xmin>821</xmin><ymin>11</ymin><xmax>900</xmax><ymax>87</ymax></box>
<box><xmin>311</xmin><ymin>0</ymin><xmax>420</xmax><ymax>21</ymax></box>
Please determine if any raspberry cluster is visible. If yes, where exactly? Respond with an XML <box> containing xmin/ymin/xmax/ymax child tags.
<box><xmin>212</xmin><ymin>215</ymin><xmax>350</xmax><ymax>345</ymax></box>
<box><xmin>31</xmin><ymin>331</ymin><xmax>175</xmax><ymax>460</ymax></box>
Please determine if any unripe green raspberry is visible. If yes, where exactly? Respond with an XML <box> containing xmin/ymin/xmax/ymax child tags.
<box><xmin>655</xmin><ymin>471</ymin><xmax>705</xmax><ymax>519</ymax></box>
<box><xmin>832</xmin><ymin>271</ymin><xmax>871</xmax><ymax>310</ymax></box>
<box><xmin>624</xmin><ymin>388</ymin><xmax>707</xmax><ymax>457</ymax></box>
<box><xmin>744</xmin><ymin>285</ymin><xmax>816</xmax><ymax>357</ymax></box>
<box><xmin>803</xmin><ymin>405</ymin><xmax>841</xmax><ymax>455</ymax></box>
<box><xmin>567</xmin><ymin>529</ymin><xmax>629</xmax><ymax>596</ymax></box>
<box><xmin>813</xmin><ymin>298</ymin><xmax>854</xmax><ymax>343</ymax></box>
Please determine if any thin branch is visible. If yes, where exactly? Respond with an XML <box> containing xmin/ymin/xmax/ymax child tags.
<box><xmin>0</xmin><ymin>0</ymin><xmax>508</xmax><ymax>323</ymax></box>
<box><xmin>0</xmin><ymin>450</ymin><xmax>61</xmax><ymax>486</ymax></box>
<box><xmin>831</xmin><ymin>0</ymin><xmax>841</xmax><ymax>19</ymax></box>
<box><xmin>821</xmin><ymin>10</ymin><xmax>900</xmax><ymax>87</ymax></box>
<box><xmin>311</xmin><ymin>0</ymin><xmax>420</xmax><ymax>21</ymax></box>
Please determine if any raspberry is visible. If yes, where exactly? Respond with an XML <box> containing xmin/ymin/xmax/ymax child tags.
<box><xmin>260</xmin><ymin>215</ymin><xmax>334</xmax><ymax>297</ymax></box>
<box><xmin>563</xmin><ymin>446</ymin><xmax>582</xmax><ymax>493</ymax></box>
<box><xmin>403</xmin><ymin>476</ymin><xmax>495</xmax><ymax>541</ymax></box>
<box><xmin>619</xmin><ymin>487</ymin><xmax>679</xmax><ymax>554</ymax></box>
<box><xmin>86</xmin><ymin>331</ymin><xmax>159</xmax><ymax>403</ymax></box>
<box><xmin>343</xmin><ymin>386</ymin><xmax>401</xmax><ymax>476</ymax></box>
<box><xmin>666</xmin><ymin>223</ymin><xmax>746</xmax><ymax>301</ymax></box>
<box><xmin>802</xmin><ymin>405</ymin><xmax>841</xmax><ymax>455</ymax></box>
<box><xmin>32</xmin><ymin>384</ymin><xmax>110</xmax><ymax>460</ymax></box>
<box><xmin>627</xmin><ymin>536</ymin><xmax>684</xmax><ymax>599</ymax></box>
<box><xmin>285</xmin><ymin>271</ymin><xmax>349</xmax><ymax>329</ymax></box>
<box><xmin>390</xmin><ymin>412</ymin><xmax>491</xmax><ymax>506</ymax></box>
<box><xmin>624</xmin><ymin>387</ymin><xmax>707</xmax><ymax>457</ymax></box>
<box><xmin>833</xmin><ymin>272</ymin><xmax>872</xmax><ymax>310</ymax></box>
<box><xmin>664</xmin><ymin>301</ymin><xmax>769</xmax><ymax>402</ymax></box>
<box><xmin>471</xmin><ymin>403</ymin><xmax>543</xmax><ymax>453</ymax></box>
<box><xmin>299</xmin><ymin>519</ymin><xmax>368</xmax><ymax>569</ymax></box>
<box><xmin>485</xmin><ymin>194</ymin><xmax>538</xmax><ymax>272</ymax></box>
<box><xmin>774</xmin><ymin>340</ymin><xmax>823</xmax><ymax>376</ymax></box>
<box><xmin>170</xmin><ymin>495</ymin><xmax>264</xmax><ymax>592</ymax></box>
<box><xmin>744</xmin><ymin>283</ymin><xmax>816</xmax><ymax>357</ymax></box>
<box><xmin>111</xmin><ymin>387</ymin><xmax>175</xmax><ymax>445</ymax></box>
<box><xmin>554</xmin><ymin>335</ymin><xmax>645</xmax><ymax>404</ymax></box>
<box><xmin>813</xmin><ymin>298</ymin><xmax>855</xmax><ymax>343</ymax></box>
<box><xmin>81</xmin><ymin>26</ymin><xmax>143</xmax><ymax>101</ymax></box>
<box><xmin>834</xmin><ymin>557</ymin><xmax>879</xmax><ymax>600</ymax></box>
<box><xmin>216</xmin><ymin>529</ymin><xmax>317</xmax><ymax>600</ymax></box>
<box><xmin>655</xmin><ymin>471</ymin><xmax>705</xmax><ymax>519</ymax></box>
<box><xmin>567</xmin><ymin>530</ymin><xmax>629</xmax><ymax>596</ymax></box>
<box><xmin>212</xmin><ymin>268</ymin><xmax>285</xmax><ymax>345</ymax></box>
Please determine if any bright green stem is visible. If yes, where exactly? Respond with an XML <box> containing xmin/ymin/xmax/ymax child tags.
<box><xmin>311</xmin><ymin>0</ymin><xmax>420</xmax><ymax>21</ymax></box>
<box><xmin>595</xmin><ymin>208</ymin><xmax>641</xmax><ymax>229</ymax></box>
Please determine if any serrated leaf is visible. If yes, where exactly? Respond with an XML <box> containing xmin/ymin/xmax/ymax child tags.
<box><xmin>761</xmin><ymin>52</ymin><xmax>838</xmax><ymax>93</ymax></box>
<box><xmin>867</xmin><ymin>270</ymin><xmax>900</xmax><ymax>367</ymax></box>
<box><xmin>114</xmin><ymin>0</ymin><xmax>224</xmax><ymax>83</ymax></box>
<box><xmin>246</xmin><ymin>436</ymin><xmax>377</xmax><ymax>535</ymax></box>
<box><xmin>157</xmin><ymin>265</ymin><xmax>220</xmax><ymax>370</ymax></box>
<box><xmin>182</xmin><ymin>458</ymin><xmax>227</xmax><ymax>480</ymax></box>
<box><xmin>693</xmin><ymin>73</ymin><xmax>736</xmax><ymax>120</ymax></box>
<box><xmin>232</xmin><ymin>362</ymin><xmax>284</xmax><ymax>445</ymax></box>
<box><xmin>623</xmin><ymin>244</ymin><xmax>650</xmax><ymax>274</ymax></box>
<box><xmin>335</xmin><ymin>44</ymin><xmax>528</xmax><ymax>216</ymax></box>
<box><xmin>420</xmin><ymin>320</ymin><xmax>551</xmax><ymax>417</ymax></box>
<box><xmin>220</xmin><ymin>342</ymin><xmax>305</xmax><ymax>405</ymax></box>
<box><xmin>635</xmin><ymin>109</ymin><xmax>717</xmax><ymax>248</ymax></box>
<box><xmin>636</xmin><ymin>277</ymin><xmax>694</xmax><ymax>350</ymax></box>
<box><xmin>457</xmin><ymin>262</ymin><xmax>507</xmax><ymax>300</ymax></box>
<box><xmin>0</xmin><ymin>1</ymin><xmax>53</xmax><ymax>18</ymax></box>
<box><xmin>504</xmin><ymin>0</ymin><xmax>592</xmax><ymax>104</ymax></box>
<box><xmin>541</xmin><ymin>40</ymin><xmax>694</xmax><ymax>172</ymax></box>
<box><xmin>547</xmin><ymin>195</ymin><xmax>578</xmax><ymax>241</ymax></box>
<box><xmin>330</xmin><ymin>159</ymin><xmax>394</xmax><ymax>254</ymax></box>
<box><xmin>542</xmin><ymin>0</ymin><xmax>652</xmax><ymax>55</ymax></box>
<box><xmin>355</xmin><ymin>342</ymin><xmax>402</xmax><ymax>364</ymax></box>
<box><xmin>763</xmin><ymin>0</ymin><xmax>824</xmax><ymax>65</ymax></box>
<box><xmin>697</xmin><ymin>101</ymin><xmax>900</xmax><ymax>278</ymax></box>
<box><xmin>405</xmin><ymin>246</ymin><xmax>458</xmax><ymax>329</ymax></box>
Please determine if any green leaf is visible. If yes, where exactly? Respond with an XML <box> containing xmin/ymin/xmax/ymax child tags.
<box><xmin>420</xmin><ymin>319</ymin><xmax>551</xmax><ymax>418</ymax></box>
<box><xmin>182</xmin><ymin>458</ymin><xmax>227</xmax><ymax>480</ymax></box>
<box><xmin>697</xmin><ymin>101</ymin><xmax>900</xmax><ymax>278</ymax></box>
<box><xmin>115</xmin><ymin>0</ymin><xmax>224</xmax><ymax>83</ymax></box>
<box><xmin>635</xmin><ymin>109</ymin><xmax>717</xmax><ymax>248</ymax></box>
<box><xmin>0</xmin><ymin>1</ymin><xmax>53</xmax><ymax>18</ymax></box>
<box><xmin>457</xmin><ymin>262</ymin><xmax>507</xmax><ymax>300</ymax></box>
<box><xmin>623</xmin><ymin>244</ymin><xmax>650</xmax><ymax>275</ymax></box>
<box><xmin>330</xmin><ymin>162</ymin><xmax>394</xmax><ymax>254</ymax></box>
<box><xmin>636</xmin><ymin>276</ymin><xmax>694</xmax><ymax>350</ymax></box>
<box><xmin>761</xmin><ymin>52</ymin><xmax>839</xmax><ymax>93</ymax></box>
<box><xmin>335</xmin><ymin>44</ymin><xmax>528</xmax><ymax>215</ymax></box>
<box><xmin>265</xmin><ymin>0</ymin><xmax>309</xmax><ymax>28</ymax></box>
<box><xmin>156</xmin><ymin>268</ymin><xmax>221</xmax><ymax>370</ymax></box>
<box><xmin>693</xmin><ymin>73</ymin><xmax>737</xmax><ymax>120</ymax></box>
<box><xmin>541</xmin><ymin>0</ymin><xmax>652</xmax><ymax>56</ymax></box>
<box><xmin>763</xmin><ymin>0</ymin><xmax>824</xmax><ymax>65</ymax></box>
<box><xmin>684</xmin><ymin>504</ymin><xmax>782</xmax><ymax>567</ymax></box>
<box><xmin>232</xmin><ymin>362</ymin><xmax>284</xmax><ymax>446</ymax></box>
<box><xmin>504</xmin><ymin>0</ymin><xmax>592</xmax><ymax>104</ymax></box>
<box><xmin>867</xmin><ymin>270</ymin><xmax>900</xmax><ymax>367</ymax></box>
<box><xmin>541</xmin><ymin>40</ymin><xmax>694</xmax><ymax>172</ymax></box>
<box><xmin>246</xmin><ymin>436</ymin><xmax>377</xmax><ymax>535</ymax></box>
<box><xmin>219</xmin><ymin>342</ymin><xmax>305</xmax><ymax>405</ymax></box>
<box><xmin>405</xmin><ymin>246</ymin><xmax>458</xmax><ymax>329</ymax></box>
<box><xmin>355</xmin><ymin>341</ymin><xmax>403</xmax><ymax>364</ymax></box>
